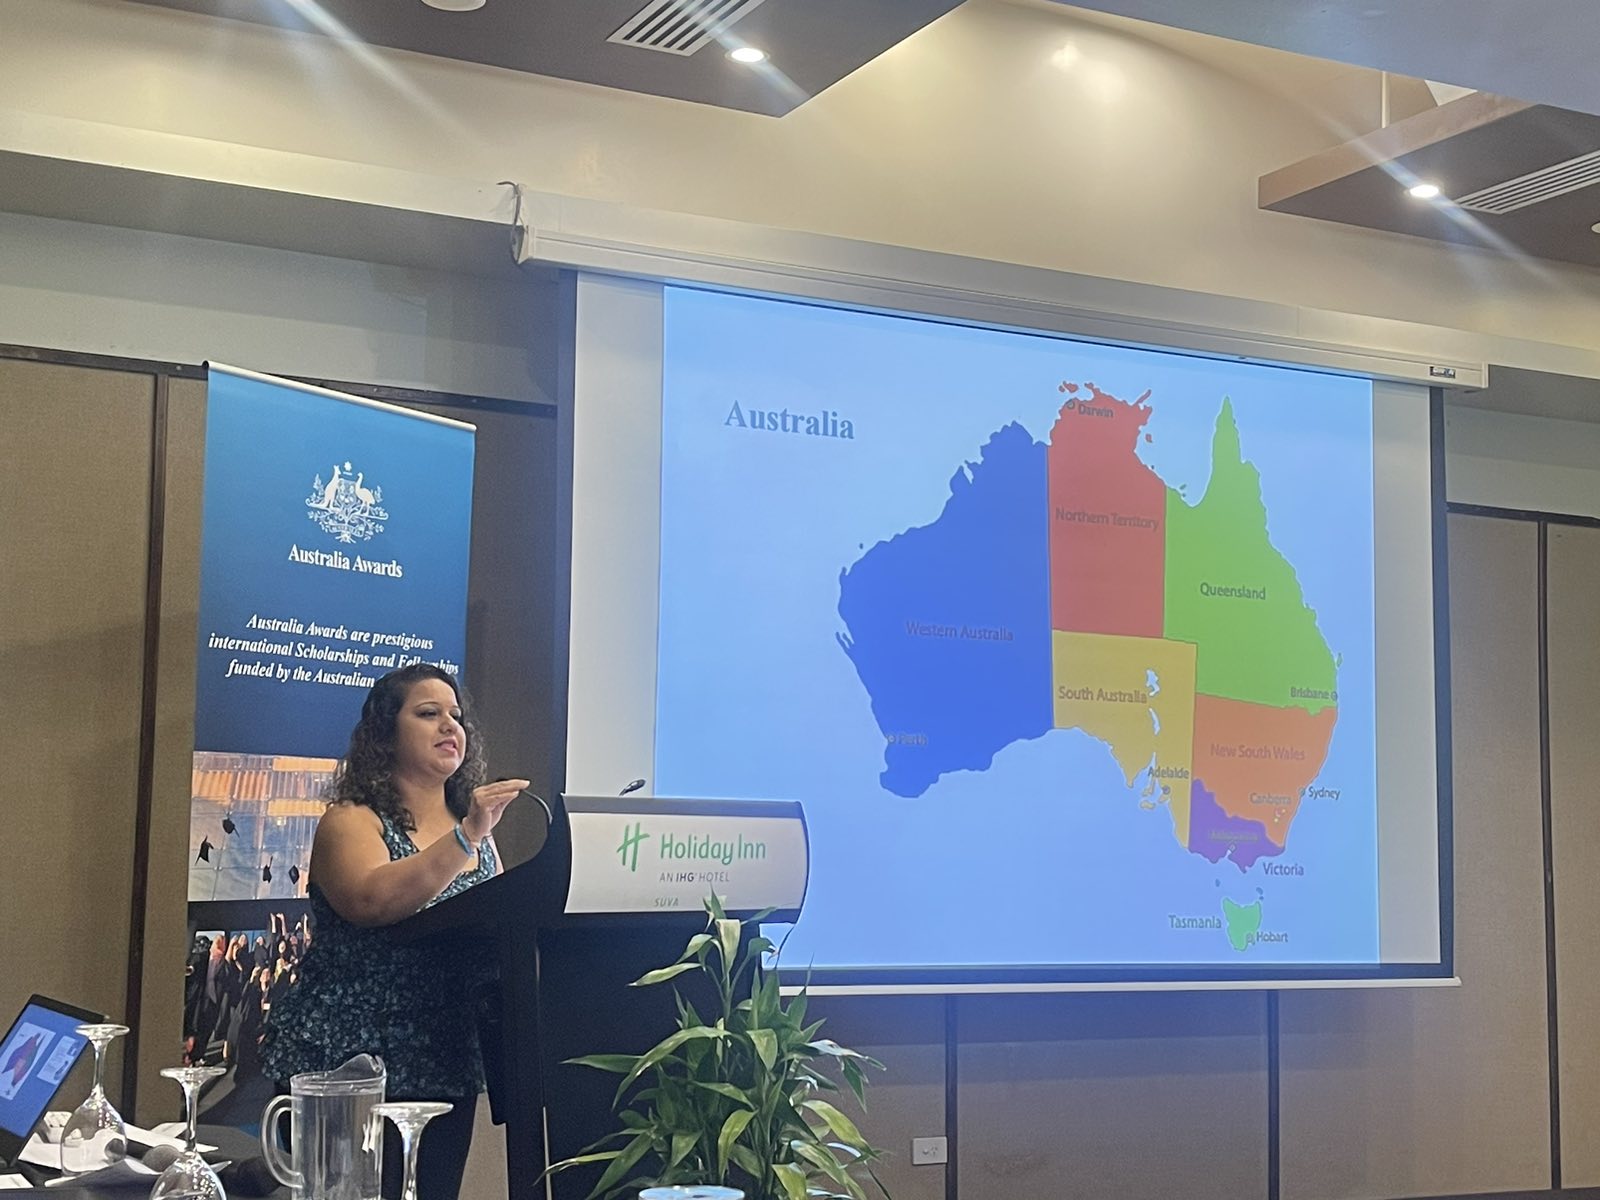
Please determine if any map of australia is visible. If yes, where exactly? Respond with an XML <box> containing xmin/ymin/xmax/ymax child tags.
<box><xmin>836</xmin><ymin>380</ymin><xmax>1338</xmax><ymax>875</ymax></box>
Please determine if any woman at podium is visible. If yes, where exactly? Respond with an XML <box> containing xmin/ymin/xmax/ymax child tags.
<box><xmin>262</xmin><ymin>664</ymin><xmax>527</xmax><ymax>1200</ymax></box>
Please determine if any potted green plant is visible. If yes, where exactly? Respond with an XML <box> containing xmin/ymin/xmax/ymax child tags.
<box><xmin>546</xmin><ymin>897</ymin><xmax>891</xmax><ymax>1200</ymax></box>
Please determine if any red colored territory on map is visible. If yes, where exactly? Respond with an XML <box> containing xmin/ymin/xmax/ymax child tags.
<box><xmin>1047</xmin><ymin>383</ymin><xmax>1166</xmax><ymax>638</ymax></box>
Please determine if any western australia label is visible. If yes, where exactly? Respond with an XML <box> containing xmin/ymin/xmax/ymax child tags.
<box><xmin>904</xmin><ymin>620</ymin><xmax>1015</xmax><ymax>641</ymax></box>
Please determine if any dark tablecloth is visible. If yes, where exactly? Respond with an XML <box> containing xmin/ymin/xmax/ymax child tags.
<box><xmin>14</xmin><ymin>1125</ymin><xmax>282</xmax><ymax>1198</ymax></box>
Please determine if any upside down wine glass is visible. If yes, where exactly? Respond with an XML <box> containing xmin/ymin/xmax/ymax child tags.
<box><xmin>149</xmin><ymin>1066</ymin><xmax>228</xmax><ymax>1200</ymax></box>
<box><xmin>372</xmin><ymin>1103</ymin><xmax>453</xmax><ymax>1200</ymax></box>
<box><xmin>60</xmin><ymin>1024</ymin><xmax>131</xmax><ymax>1178</ymax></box>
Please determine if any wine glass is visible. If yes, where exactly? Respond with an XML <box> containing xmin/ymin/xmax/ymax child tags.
<box><xmin>60</xmin><ymin>1024</ymin><xmax>131</xmax><ymax>1178</ymax></box>
<box><xmin>150</xmin><ymin>1066</ymin><xmax>227</xmax><ymax>1200</ymax></box>
<box><xmin>372</xmin><ymin>1103</ymin><xmax>453</xmax><ymax>1200</ymax></box>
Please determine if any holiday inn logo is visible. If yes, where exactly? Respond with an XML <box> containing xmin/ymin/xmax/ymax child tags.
<box><xmin>616</xmin><ymin>822</ymin><xmax>649</xmax><ymax>872</ymax></box>
<box><xmin>615</xmin><ymin>821</ymin><xmax>770</xmax><ymax>873</ymax></box>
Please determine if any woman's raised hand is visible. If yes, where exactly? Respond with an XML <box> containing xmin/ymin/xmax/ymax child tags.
<box><xmin>461</xmin><ymin>778</ymin><xmax>529</xmax><ymax>843</ymax></box>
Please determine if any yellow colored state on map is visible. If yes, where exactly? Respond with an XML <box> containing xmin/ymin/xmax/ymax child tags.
<box><xmin>1051</xmin><ymin>630</ymin><xmax>1197</xmax><ymax>845</ymax></box>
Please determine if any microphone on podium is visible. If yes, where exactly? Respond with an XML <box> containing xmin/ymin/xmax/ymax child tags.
<box><xmin>497</xmin><ymin>777</ymin><xmax>554</xmax><ymax>825</ymax></box>
<box><xmin>619</xmin><ymin>778</ymin><xmax>647</xmax><ymax>797</ymax></box>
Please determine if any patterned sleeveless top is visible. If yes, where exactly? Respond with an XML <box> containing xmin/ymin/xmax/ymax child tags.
<box><xmin>261</xmin><ymin>809</ymin><xmax>497</xmax><ymax>1098</ymax></box>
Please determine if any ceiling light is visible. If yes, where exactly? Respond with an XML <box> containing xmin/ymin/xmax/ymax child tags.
<box><xmin>728</xmin><ymin>46</ymin><xmax>767</xmax><ymax>64</ymax></box>
<box><xmin>1051</xmin><ymin>42</ymin><xmax>1081</xmax><ymax>69</ymax></box>
<box><xmin>1591</xmin><ymin>221</ymin><xmax>1600</xmax><ymax>234</ymax></box>
<box><xmin>1407</xmin><ymin>182</ymin><xmax>1442</xmax><ymax>200</ymax></box>
<box><xmin>422</xmin><ymin>0</ymin><xmax>485</xmax><ymax>10</ymax></box>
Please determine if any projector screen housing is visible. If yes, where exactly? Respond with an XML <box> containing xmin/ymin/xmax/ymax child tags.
<box><xmin>565</xmin><ymin>273</ymin><xmax>1452</xmax><ymax>991</ymax></box>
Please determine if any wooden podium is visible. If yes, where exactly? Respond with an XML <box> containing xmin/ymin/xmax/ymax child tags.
<box><xmin>394</xmin><ymin>795</ymin><xmax>808</xmax><ymax>1200</ymax></box>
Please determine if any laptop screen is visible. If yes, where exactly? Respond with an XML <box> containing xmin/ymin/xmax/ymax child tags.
<box><xmin>0</xmin><ymin>1002</ymin><xmax>94</xmax><ymax>1141</ymax></box>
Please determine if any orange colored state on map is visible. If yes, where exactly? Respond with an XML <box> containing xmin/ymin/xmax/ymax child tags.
<box><xmin>1191</xmin><ymin>694</ymin><xmax>1336</xmax><ymax>846</ymax></box>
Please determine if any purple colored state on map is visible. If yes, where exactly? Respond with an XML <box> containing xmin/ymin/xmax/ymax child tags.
<box><xmin>1187</xmin><ymin>778</ymin><xmax>1281</xmax><ymax>871</ymax></box>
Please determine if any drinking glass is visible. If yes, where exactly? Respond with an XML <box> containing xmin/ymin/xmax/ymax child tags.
<box><xmin>150</xmin><ymin>1066</ymin><xmax>227</xmax><ymax>1200</ymax></box>
<box><xmin>371</xmin><ymin>1103</ymin><xmax>452</xmax><ymax>1200</ymax></box>
<box><xmin>60</xmin><ymin>1024</ymin><xmax>131</xmax><ymax>1178</ymax></box>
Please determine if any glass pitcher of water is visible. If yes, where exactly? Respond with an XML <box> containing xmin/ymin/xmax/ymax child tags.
<box><xmin>261</xmin><ymin>1054</ymin><xmax>386</xmax><ymax>1200</ymax></box>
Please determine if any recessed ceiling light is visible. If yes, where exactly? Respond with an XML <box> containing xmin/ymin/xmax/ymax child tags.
<box><xmin>1407</xmin><ymin>182</ymin><xmax>1442</xmax><ymax>200</ymax></box>
<box><xmin>1591</xmin><ymin>221</ymin><xmax>1600</xmax><ymax>234</ymax></box>
<box><xmin>422</xmin><ymin>0</ymin><xmax>485</xmax><ymax>10</ymax></box>
<box><xmin>728</xmin><ymin>46</ymin><xmax>767</xmax><ymax>64</ymax></box>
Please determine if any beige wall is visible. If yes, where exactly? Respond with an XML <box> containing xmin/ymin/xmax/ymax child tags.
<box><xmin>0</xmin><ymin>209</ymin><xmax>553</xmax><ymax>404</ymax></box>
<box><xmin>3</xmin><ymin>0</ymin><xmax>1600</xmax><ymax>359</ymax></box>
<box><xmin>0</xmin><ymin>361</ymin><xmax>158</xmax><ymax>1111</ymax></box>
<box><xmin>1445</xmin><ymin>405</ymin><xmax>1600</xmax><ymax>520</ymax></box>
<box><xmin>1548</xmin><ymin>525</ymin><xmax>1600</xmax><ymax>1187</ymax></box>
<box><xmin>958</xmin><ymin>991</ymin><xmax>1268</xmax><ymax>1200</ymax></box>
<box><xmin>1279</xmin><ymin>516</ymin><xmax>1551</xmax><ymax>1200</ymax></box>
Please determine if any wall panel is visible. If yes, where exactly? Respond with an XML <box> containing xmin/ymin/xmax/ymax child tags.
<box><xmin>811</xmin><ymin>996</ymin><xmax>948</xmax><ymax>1200</ymax></box>
<box><xmin>402</xmin><ymin>399</ymin><xmax>560</xmax><ymax>868</ymax></box>
<box><xmin>0</xmin><ymin>358</ymin><xmax>156</xmax><ymax>1100</ymax></box>
<box><xmin>958</xmin><ymin>991</ymin><xmax>1268</xmax><ymax>1200</ymax></box>
<box><xmin>129</xmin><ymin>375</ymin><xmax>205</xmax><ymax>1122</ymax></box>
<box><xmin>1279</xmin><ymin>515</ymin><xmax>1549</xmax><ymax>1200</ymax></box>
<box><xmin>1548</xmin><ymin>524</ymin><xmax>1600</xmax><ymax>1186</ymax></box>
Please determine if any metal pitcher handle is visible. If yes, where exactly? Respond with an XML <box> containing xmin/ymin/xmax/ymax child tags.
<box><xmin>260</xmin><ymin>1094</ymin><xmax>302</xmax><ymax>1189</ymax></box>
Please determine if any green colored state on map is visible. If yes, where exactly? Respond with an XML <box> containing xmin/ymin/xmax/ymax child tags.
<box><xmin>1223</xmin><ymin>897</ymin><xmax>1263</xmax><ymax>952</ymax></box>
<box><xmin>1164</xmin><ymin>399</ymin><xmax>1337</xmax><ymax>712</ymax></box>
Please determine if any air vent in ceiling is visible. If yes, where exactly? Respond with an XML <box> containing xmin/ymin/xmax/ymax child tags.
<box><xmin>1455</xmin><ymin>148</ymin><xmax>1600</xmax><ymax>214</ymax></box>
<box><xmin>609</xmin><ymin>0</ymin><xmax>770</xmax><ymax>56</ymax></box>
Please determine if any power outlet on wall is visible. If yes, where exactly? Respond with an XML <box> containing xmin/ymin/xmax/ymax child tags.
<box><xmin>911</xmin><ymin>1136</ymin><xmax>948</xmax><ymax>1166</ymax></box>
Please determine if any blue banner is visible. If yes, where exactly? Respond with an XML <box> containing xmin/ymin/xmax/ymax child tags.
<box><xmin>193</xmin><ymin>366</ymin><xmax>475</xmax><ymax>759</ymax></box>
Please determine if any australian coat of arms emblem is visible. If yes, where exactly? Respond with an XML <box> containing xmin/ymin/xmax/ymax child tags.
<box><xmin>306</xmin><ymin>461</ymin><xmax>388</xmax><ymax>543</ymax></box>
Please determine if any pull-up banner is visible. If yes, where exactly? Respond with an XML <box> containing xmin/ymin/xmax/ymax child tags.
<box><xmin>194</xmin><ymin>365</ymin><xmax>475</xmax><ymax>759</ymax></box>
<box><xmin>184</xmin><ymin>366</ymin><xmax>474</xmax><ymax>1112</ymax></box>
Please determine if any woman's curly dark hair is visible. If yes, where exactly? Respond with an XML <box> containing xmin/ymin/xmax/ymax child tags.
<box><xmin>329</xmin><ymin>664</ymin><xmax>487</xmax><ymax>831</ymax></box>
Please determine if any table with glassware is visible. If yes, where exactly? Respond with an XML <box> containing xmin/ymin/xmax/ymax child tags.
<box><xmin>26</xmin><ymin>1125</ymin><xmax>279</xmax><ymax>1198</ymax></box>
<box><xmin>25</xmin><ymin>1023</ymin><xmax>455</xmax><ymax>1200</ymax></box>
<box><xmin>13</xmin><ymin>1020</ymin><xmax>273</xmax><ymax>1197</ymax></box>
